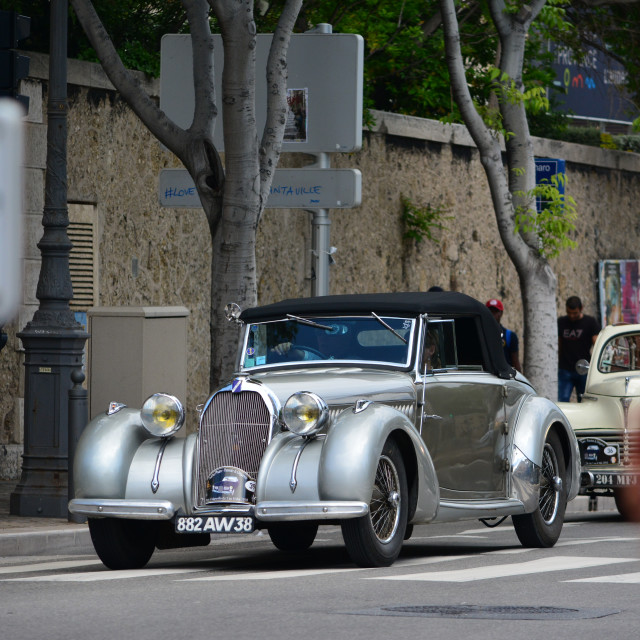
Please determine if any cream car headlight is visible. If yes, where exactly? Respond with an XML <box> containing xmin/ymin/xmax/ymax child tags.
<box><xmin>140</xmin><ymin>393</ymin><xmax>185</xmax><ymax>438</ymax></box>
<box><xmin>283</xmin><ymin>391</ymin><xmax>329</xmax><ymax>436</ymax></box>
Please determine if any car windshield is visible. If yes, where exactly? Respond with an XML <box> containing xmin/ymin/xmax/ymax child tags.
<box><xmin>598</xmin><ymin>332</ymin><xmax>640</xmax><ymax>373</ymax></box>
<box><xmin>241</xmin><ymin>315</ymin><xmax>416</xmax><ymax>369</ymax></box>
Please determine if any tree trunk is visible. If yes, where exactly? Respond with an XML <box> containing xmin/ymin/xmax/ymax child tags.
<box><xmin>439</xmin><ymin>0</ymin><xmax>559</xmax><ymax>399</ymax></box>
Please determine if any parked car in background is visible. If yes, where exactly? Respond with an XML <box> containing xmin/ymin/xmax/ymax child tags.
<box><xmin>70</xmin><ymin>292</ymin><xmax>580</xmax><ymax>569</ymax></box>
<box><xmin>558</xmin><ymin>323</ymin><xmax>640</xmax><ymax>521</ymax></box>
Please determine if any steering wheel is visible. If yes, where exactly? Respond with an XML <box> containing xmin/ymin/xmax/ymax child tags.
<box><xmin>290</xmin><ymin>344</ymin><xmax>327</xmax><ymax>360</ymax></box>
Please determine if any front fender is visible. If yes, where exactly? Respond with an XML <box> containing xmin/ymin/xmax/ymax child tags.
<box><xmin>73</xmin><ymin>408</ymin><xmax>148</xmax><ymax>499</ymax></box>
<box><xmin>73</xmin><ymin>407</ymin><xmax>196</xmax><ymax>514</ymax></box>
<box><xmin>255</xmin><ymin>403</ymin><xmax>439</xmax><ymax>521</ymax></box>
<box><xmin>511</xmin><ymin>395</ymin><xmax>580</xmax><ymax>506</ymax></box>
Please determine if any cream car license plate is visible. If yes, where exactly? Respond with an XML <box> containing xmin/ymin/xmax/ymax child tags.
<box><xmin>593</xmin><ymin>473</ymin><xmax>638</xmax><ymax>487</ymax></box>
<box><xmin>175</xmin><ymin>515</ymin><xmax>255</xmax><ymax>534</ymax></box>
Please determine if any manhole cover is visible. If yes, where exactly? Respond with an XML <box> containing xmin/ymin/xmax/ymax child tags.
<box><xmin>348</xmin><ymin>604</ymin><xmax>620</xmax><ymax>620</ymax></box>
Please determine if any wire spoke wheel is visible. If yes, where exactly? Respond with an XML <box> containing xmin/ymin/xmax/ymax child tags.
<box><xmin>370</xmin><ymin>455</ymin><xmax>401</xmax><ymax>543</ymax></box>
<box><xmin>539</xmin><ymin>442</ymin><xmax>560</xmax><ymax>524</ymax></box>
<box><xmin>512</xmin><ymin>430</ymin><xmax>567</xmax><ymax>548</ymax></box>
<box><xmin>341</xmin><ymin>439</ymin><xmax>408</xmax><ymax>567</ymax></box>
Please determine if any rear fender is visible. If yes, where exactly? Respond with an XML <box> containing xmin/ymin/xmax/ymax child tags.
<box><xmin>511</xmin><ymin>396</ymin><xmax>580</xmax><ymax>508</ymax></box>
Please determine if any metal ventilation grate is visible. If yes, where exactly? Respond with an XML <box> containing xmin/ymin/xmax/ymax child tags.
<box><xmin>68</xmin><ymin>205</ymin><xmax>97</xmax><ymax>311</ymax></box>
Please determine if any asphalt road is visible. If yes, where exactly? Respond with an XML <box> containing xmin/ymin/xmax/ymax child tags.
<box><xmin>1</xmin><ymin>510</ymin><xmax>638</xmax><ymax>640</ymax></box>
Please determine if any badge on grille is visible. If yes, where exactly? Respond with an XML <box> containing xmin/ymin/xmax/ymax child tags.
<box><xmin>206</xmin><ymin>466</ymin><xmax>255</xmax><ymax>504</ymax></box>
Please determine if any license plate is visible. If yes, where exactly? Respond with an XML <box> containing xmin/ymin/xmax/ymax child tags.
<box><xmin>175</xmin><ymin>515</ymin><xmax>255</xmax><ymax>534</ymax></box>
<box><xmin>593</xmin><ymin>473</ymin><xmax>638</xmax><ymax>487</ymax></box>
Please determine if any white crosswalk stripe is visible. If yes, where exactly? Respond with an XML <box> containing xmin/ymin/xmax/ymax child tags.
<box><xmin>368</xmin><ymin>556</ymin><xmax>639</xmax><ymax>582</ymax></box>
<box><xmin>3</xmin><ymin>567</ymin><xmax>208</xmax><ymax>582</ymax></box>
<box><xmin>183</xmin><ymin>567</ymin><xmax>364</xmax><ymax>581</ymax></box>
<box><xmin>0</xmin><ymin>559</ymin><xmax>103</xmax><ymax>575</ymax></box>
<box><xmin>566</xmin><ymin>572</ymin><xmax>640</xmax><ymax>584</ymax></box>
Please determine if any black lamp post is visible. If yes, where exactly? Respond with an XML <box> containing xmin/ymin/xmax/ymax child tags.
<box><xmin>10</xmin><ymin>0</ymin><xmax>88</xmax><ymax>517</ymax></box>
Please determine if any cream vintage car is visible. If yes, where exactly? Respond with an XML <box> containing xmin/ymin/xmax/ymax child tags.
<box><xmin>558</xmin><ymin>323</ymin><xmax>640</xmax><ymax>521</ymax></box>
<box><xmin>69</xmin><ymin>292</ymin><xmax>580</xmax><ymax>569</ymax></box>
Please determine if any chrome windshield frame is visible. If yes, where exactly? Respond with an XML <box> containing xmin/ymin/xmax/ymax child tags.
<box><xmin>239</xmin><ymin>315</ymin><xmax>417</xmax><ymax>372</ymax></box>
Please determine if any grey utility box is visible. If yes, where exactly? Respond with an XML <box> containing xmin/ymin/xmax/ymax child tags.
<box><xmin>88</xmin><ymin>306</ymin><xmax>189</xmax><ymax>421</ymax></box>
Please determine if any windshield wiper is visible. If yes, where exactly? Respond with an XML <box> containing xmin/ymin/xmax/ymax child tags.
<box><xmin>371</xmin><ymin>312</ymin><xmax>408</xmax><ymax>344</ymax></box>
<box><xmin>286</xmin><ymin>314</ymin><xmax>334</xmax><ymax>331</ymax></box>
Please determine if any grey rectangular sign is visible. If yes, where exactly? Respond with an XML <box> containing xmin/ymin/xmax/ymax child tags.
<box><xmin>159</xmin><ymin>168</ymin><xmax>362</xmax><ymax>209</ymax></box>
<box><xmin>160</xmin><ymin>33</ymin><xmax>363</xmax><ymax>153</ymax></box>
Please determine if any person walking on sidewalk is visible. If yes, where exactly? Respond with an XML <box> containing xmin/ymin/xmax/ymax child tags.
<box><xmin>558</xmin><ymin>295</ymin><xmax>600</xmax><ymax>402</ymax></box>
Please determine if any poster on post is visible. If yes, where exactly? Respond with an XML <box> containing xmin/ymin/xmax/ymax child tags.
<box><xmin>598</xmin><ymin>260</ymin><xmax>640</xmax><ymax>327</ymax></box>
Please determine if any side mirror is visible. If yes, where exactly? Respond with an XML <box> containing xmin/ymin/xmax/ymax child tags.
<box><xmin>575</xmin><ymin>359</ymin><xmax>590</xmax><ymax>376</ymax></box>
<box><xmin>224</xmin><ymin>302</ymin><xmax>243</xmax><ymax>324</ymax></box>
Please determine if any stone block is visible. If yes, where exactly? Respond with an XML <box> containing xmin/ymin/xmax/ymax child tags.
<box><xmin>23</xmin><ymin>122</ymin><xmax>47</xmax><ymax>170</ymax></box>
<box><xmin>24</xmin><ymin>168</ymin><xmax>44</xmax><ymax>213</ymax></box>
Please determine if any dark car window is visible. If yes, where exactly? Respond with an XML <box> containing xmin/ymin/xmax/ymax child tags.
<box><xmin>454</xmin><ymin>317</ymin><xmax>486</xmax><ymax>371</ymax></box>
<box><xmin>242</xmin><ymin>316</ymin><xmax>415</xmax><ymax>368</ymax></box>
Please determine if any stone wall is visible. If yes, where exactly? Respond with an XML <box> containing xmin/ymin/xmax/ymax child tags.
<box><xmin>2</xmin><ymin>55</ymin><xmax>639</xmax><ymax>478</ymax></box>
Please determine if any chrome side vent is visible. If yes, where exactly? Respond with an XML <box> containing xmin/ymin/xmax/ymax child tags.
<box><xmin>195</xmin><ymin>383</ymin><xmax>278</xmax><ymax>509</ymax></box>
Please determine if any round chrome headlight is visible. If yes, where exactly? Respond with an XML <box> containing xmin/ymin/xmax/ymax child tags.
<box><xmin>140</xmin><ymin>393</ymin><xmax>185</xmax><ymax>438</ymax></box>
<box><xmin>283</xmin><ymin>392</ymin><xmax>329</xmax><ymax>437</ymax></box>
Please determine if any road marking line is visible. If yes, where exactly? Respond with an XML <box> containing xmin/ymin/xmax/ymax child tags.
<box><xmin>183</xmin><ymin>567</ymin><xmax>364</xmax><ymax>581</ymax></box>
<box><xmin>0</xmin><ymin>559</ymin><xmax>103</xmax><ymax>574</ymax></box>
<box><xmin>566</xmin><ymin>572</ymin><xmax>640</xmax><ymax>584</ymax></box>
<box><xmin>2</xmin><ymin>568</ymin><xmax>207</xmax><ymax>582</ymax></box>
<box><xmin>368</xmin><ymin>556</ymin><xmax>639</xmax><ymax>582</ymax></box>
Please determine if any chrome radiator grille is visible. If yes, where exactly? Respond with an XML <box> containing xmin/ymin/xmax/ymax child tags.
<box><xmin>195</xmin><ymin>389</ymin><xmax>273</xmax><ymax>507</ymax></box>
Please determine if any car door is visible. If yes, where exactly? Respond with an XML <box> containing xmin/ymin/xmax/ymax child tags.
<box><xmin>418</xmin><ymin>318</ymin><xmax>507</xmax><ymax>500</ymax></box>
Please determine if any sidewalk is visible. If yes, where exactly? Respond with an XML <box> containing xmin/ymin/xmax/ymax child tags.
<box><xmin>0</xmin><ymin>480</ymin><xmax>618</xmax><ymax>558</ymax></box>
<box><xmin>0</xmin><ymin>481</ymin><xmax>92</xmax><ymax>557</ymax></box>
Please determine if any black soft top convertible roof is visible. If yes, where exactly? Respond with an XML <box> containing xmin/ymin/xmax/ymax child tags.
<box><xmin>240</xmin><ymin>291</ymin><xmax>514</xmax><ymax>379</ymax></box>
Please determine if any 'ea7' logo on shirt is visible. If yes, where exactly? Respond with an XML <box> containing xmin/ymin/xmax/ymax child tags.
<box><xmin>563</xmin><ymin>329</ymin><xmax>584</xmax><ymax>339</ymax></box>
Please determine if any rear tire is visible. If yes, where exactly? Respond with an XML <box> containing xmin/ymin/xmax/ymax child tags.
<box><xmin>268</xmin><ymin>522</ymin><xmax>318</xmax><ymax>551</ymax></box>
<box><xmin>88</xmin><ymin>518</ymin><xmax>158</xmax><ymax>570</ymax></box>
<box><xmin>512</xmin><ymin>430</ymin><xmax>567</xmax><ymax>547</ymax></box>
<box><xmin>341</xmin><ymin>438</ymin><xmax>408</xmax><ymax>567</ymax></box>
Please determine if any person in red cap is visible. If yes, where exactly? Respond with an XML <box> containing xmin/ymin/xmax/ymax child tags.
<box><xmin>486</xmin><ymin>298</ymin><xmax>522</xmax><ymax>372</ymax></box>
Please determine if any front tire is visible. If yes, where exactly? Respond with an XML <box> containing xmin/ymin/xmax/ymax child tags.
<box><xmin>512</xmin><ymin>430</ymin><xmax>567</xmax><ymax>547</ymax></box>
<box><xmin>341</xmin><ymin>438</ymin><xmax>408</xmax><ymax>567</ymax></box>
<box><xmin>268</xmin><ymin>522</ymin><xmax>318</xmax><ymax>551</ymax></box>
<box><xmin>88</xmin><ymin>518</ymin><xmax>158</xmax><ymax>570</ymax></box>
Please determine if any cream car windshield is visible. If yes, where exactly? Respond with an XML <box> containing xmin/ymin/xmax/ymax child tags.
<box><xmin>598</xmin><ymin>333</ymin><xmax>640</xmax><ymax>373</ymax></box>
<box><xmin>242</xmin><ymin>316</ymin><xmax>415</xmax><ymax>368</ymax></box>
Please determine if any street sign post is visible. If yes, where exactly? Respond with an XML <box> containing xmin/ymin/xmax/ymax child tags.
<box><xmin>160</xmin><ymin>33</ymin><xmax>363</xmax><ymax>153</ymax></box>
<box><xmin>159</xmin><ymin>167</ymin><xmax>362</xmax><ymax>209</ymax></box>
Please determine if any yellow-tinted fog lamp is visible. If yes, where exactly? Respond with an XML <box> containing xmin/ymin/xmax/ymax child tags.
<box><xmin>140</xmin><ymin>393</ymin><xmax>185</xmax><ymax>438</ymax></box>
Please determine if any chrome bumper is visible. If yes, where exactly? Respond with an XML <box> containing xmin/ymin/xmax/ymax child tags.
<box><xmin>68</xmin><ymin>499</ymin><xmax>176</xmax><ymax>519</ymax></box>
<box><xmin>69</xmin><ymin>498</ymin><xmax>369</xmax><ymax>522</ymax></box>
<box><xmin>255</xmin><ymin>501</ymin><xmax>368</xmax><ymax>521</ymax></box>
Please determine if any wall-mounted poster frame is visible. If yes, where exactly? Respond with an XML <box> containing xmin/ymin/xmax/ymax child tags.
<box><xmin>598</xmin><ymin>260</ymin><xmax>640</xmax><ymax>327</ymax></box>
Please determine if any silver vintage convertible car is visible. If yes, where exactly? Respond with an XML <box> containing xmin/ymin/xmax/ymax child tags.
<box><xmin>558</xmin><ymin>323</ymin><xmax>640</xmax><ymax>521</ymax></box>
<box><xmin>70</xmin><ymin>292</ymin><xmax>580</xmax><ymax>569</ymax></box>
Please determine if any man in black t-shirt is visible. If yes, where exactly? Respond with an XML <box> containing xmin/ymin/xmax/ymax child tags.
<box><xmin>558</xmin><ymin>295</ymin><xmax>600</xmax><ymax>402</ymax></box>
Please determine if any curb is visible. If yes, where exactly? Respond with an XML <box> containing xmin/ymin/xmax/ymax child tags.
<box><xmin>0</xmin><ymin>526</ymin><xmax>92</xmax><ymax>557</ymax></box>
